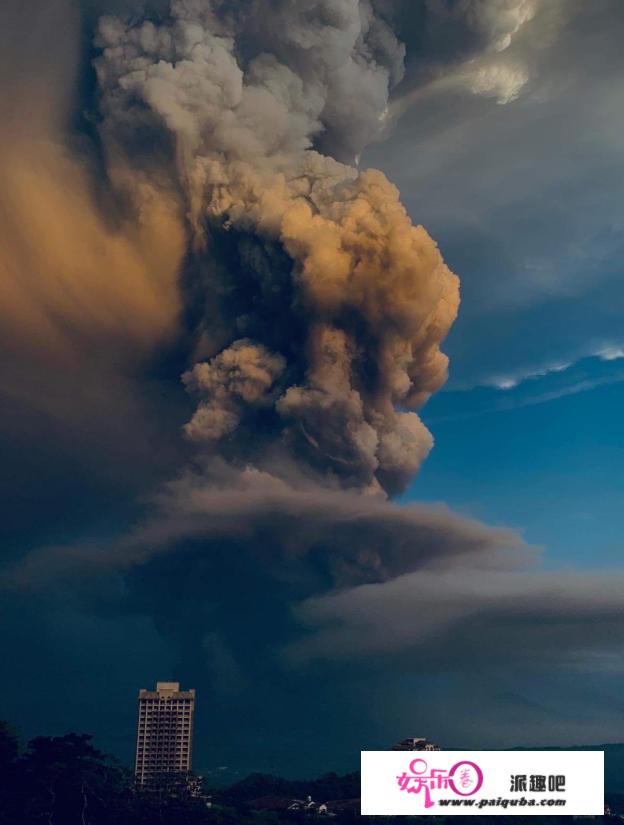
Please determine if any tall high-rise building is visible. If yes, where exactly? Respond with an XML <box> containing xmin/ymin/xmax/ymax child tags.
<box><xmin>135</xmin><ymin>681</ymin><xmax>196</xmax><ymax>787</ymax></box>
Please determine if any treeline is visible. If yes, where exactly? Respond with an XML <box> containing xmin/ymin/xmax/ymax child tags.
<box><xmin>217</xmin><ymin>771</ymin><xmax>360</xmax><ymax>806</ymax></box>
<box><xmin>0</xmin><ymin>721</ymin><xmax>359</xmax><ymax>824</ymax></box>
<box><xmin>0</xmin><ymin>722</ymin><xmax>217</xmax><ymax>824</ymax></box>
<box><xmin>1</xmin><ymin>722</ymin><xmax>620</xmax><ymax>824</ymax></box>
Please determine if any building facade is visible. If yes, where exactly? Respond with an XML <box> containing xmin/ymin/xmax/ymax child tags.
<box><xmin>135</xmin><ymin>681</ymin><xmax>195</xmax><ymax>787</ymax></box>
<box><xmin>391</xmin><ymin>737</ymin><xmax>441</xmax><ymax>751</ymax></box>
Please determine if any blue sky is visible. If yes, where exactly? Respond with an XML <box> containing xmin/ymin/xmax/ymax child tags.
<box><xmin>415</xmin><ymin>358</ymin><xmax>624</xmax><ymax>570</ymax></box>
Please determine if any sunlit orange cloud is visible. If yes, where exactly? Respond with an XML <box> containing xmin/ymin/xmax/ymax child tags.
<box><xmin>0</xmin><ymin>2</ymin><xmax>187</xmax><ymax>423</ymax></box>
<box><xmin>0</xmin><ymin>143</ymin><xmax>185</xmax><ymax>369</ymax></box>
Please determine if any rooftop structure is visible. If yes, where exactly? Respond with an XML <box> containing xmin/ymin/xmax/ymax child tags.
<box><xmin>391</xmin><ymin>737</ymin><xmax>441</xmax><ymax>751</ymax></box>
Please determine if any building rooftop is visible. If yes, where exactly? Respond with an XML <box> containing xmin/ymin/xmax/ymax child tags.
<box><xmin>138</xmin><ymin>682</ymin><xmax>195</xmax><ymax>699</ymax></box>
<box><xmin>157</xmin><ymin>682</ymin><xmax>180</xmax><ymax>692</ymax></box>
<box><xmin>392</xmin><ymin>737</ymin><xmax>441</xmax><ymax>751</ymax></box>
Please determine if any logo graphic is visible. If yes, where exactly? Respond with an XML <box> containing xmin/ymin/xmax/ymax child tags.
<box><xmin>362</xmin><ymin>750</ymin><xmax>603</xmax><ymax>816</ymax></box>
<box><xmin>397</xmin><ymin>758</ymin><xmax>484</xmax><ymax>808</ymax></box>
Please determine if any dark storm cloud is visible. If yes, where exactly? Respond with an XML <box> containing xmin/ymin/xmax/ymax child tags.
<box><xmin>4</xmin><ymin>466</ymin><xmax>530</xmax><ymax>592</ymax></box>
<box><xmin>0</xmin><ymin>464</ymin><xmax>546</xmax><ymax>766</ymax></box>
<box><xmin>374</xmin><ymin>0</ymin><xmax>573</xmax><ymax>113</ymax></box>
<box><xmin>5</xmin><ymin>460</ymin><xmax>624</xmax><ymax>684</ymax></box>
<box><xmin>5</xmin><ymin>466</ymin><xmax>624</xmax><ymax>759</ymax></box>
<box><xmin>363</xmin><ymin>0</ymin><xmax>624</xmax><ymax>390</ymax></box>
<box><xmin>289</xmin><ymin>565</ymin><xmax>624</xmax><ymax>667</ymax></box>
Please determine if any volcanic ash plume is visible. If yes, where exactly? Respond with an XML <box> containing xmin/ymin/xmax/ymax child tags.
<box><xmin>95</xmin><ymin>0</ymin><xmax>459</xmax><ymax>495</ymax></box>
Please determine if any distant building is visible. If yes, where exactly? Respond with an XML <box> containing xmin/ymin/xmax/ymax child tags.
<box><xmin>135</xmin><ymin>681</ymin><xmax>195</xmax><ymax>787</ymax></box>
<box><xmin>248</xmin><ymin>795</ymin><xmax>355</xmax><ymax>816</ymax></box>
<box><xmin>392</xmin><ymin>737</ymin><xmax>441</xmax><ymax>751</ymax></box>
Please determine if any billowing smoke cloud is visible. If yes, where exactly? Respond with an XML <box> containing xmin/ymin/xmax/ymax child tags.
<box><xmin>3</xmin><ymin>0</ymin><xmax>623</xmax><ymax>768</ymax></box>
<box><xmin>94</xmin><ymin>0</ymin><xmax>459</xmax><ymax>493</ymax></box>
<box><xmin>386</xmin><ymin>0</ymin><xmax>573</xmax><ymax>115</ymax></box>
<box><xmin>437</xmin><ymin>0</ymin><xmax>538</xmax><ymax>53</ymax></box>
<box><xmin>96</xmin><ymin>0</ymin><xmax>406</xmax><ymax>164</ymax></box>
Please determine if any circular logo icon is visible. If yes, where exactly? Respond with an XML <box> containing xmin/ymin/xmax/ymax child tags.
<box><xmin>409</xmin><ymin>758</ymin><xmax>428</xmax><ymax>775</ymax></box>
<box><xmin>448</xmin><ymin>760</ymin><xmax>484</xmax><ymax>796</ymax></box>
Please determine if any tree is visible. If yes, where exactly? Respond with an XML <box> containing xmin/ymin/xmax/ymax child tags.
<box><xmin>0</xmin><ymin>722</ymin><xmax>20</xmax><ymax>824</ymax></box>
<box><xmin>12</xmin><ymin>732</ymin><xmax>132</xmax><ymax>825</ymax></box>
<box><xmin>0</xmin><ymin>722</ymin><xmax>18</xmax><ymax>768</ymax></box>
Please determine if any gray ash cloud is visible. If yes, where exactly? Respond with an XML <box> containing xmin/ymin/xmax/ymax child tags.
<box><xmin>94</xmin><ymin>0</ymin><xmax>459</xmax><ymax>494</ymax></box>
